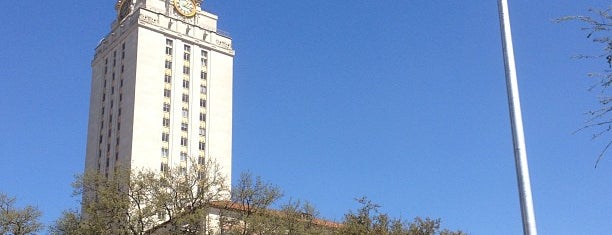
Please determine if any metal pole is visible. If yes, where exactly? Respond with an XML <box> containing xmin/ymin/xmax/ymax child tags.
<box><xmin>497</xmin><ymin>0</ymin><xmax>538</xmax><ymax>234</ymax></box>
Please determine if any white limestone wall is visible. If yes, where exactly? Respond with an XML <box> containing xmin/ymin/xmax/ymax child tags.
<box><xmin>84</xmin><ymin>58</ymin><xmax>104</xmax><ymax>172</ymax></box>
<box><xmin>130</xmin><ymin>27</ymin><xmax>166</xmax><ymax>171</ymax></box>
<box><xmin>207</xmin><ymin>49</ymin><xmax>233</xmax><ymax>189</ymax></box>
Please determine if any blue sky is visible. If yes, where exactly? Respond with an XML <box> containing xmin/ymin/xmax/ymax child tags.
<box><xmin>1</xmin><ymin>1</ymin><xmax>611</xmax><ymax>234</ymax></box>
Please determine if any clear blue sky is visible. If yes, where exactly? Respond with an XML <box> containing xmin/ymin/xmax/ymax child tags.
<box><xmin>1</xmin><ymin>1</ymin><xmax>611</xmax><ymax>234</ymax></box>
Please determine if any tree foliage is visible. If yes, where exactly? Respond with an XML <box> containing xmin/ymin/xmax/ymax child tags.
<box><xmin>219</xmin><ymin>172</ymin><xmax>334</xmax><ymax>235</ymax></box>
<box><xmin>51</xmin><ymin>168</ymin><xmax>468</xmax><ymax>235</ymax></box>
<box><xmin>0</xmin><ymin>192</ymin><xmax>43</xmax><ymax>235</ymax></box>
<box><xmin>558</xmin><ymin>7</ymin><xmax>612</xmax><ymax>167</ymax></box>
<box><xmin>48</xmin><ymin>210</ymin><xmax>82</xmax><ymax>235</ymax></box>
<box><xmin>51</xmin><ymin>158</ymin><xmax>228</xmax><ymax>235</ymax></box>
<box><xmin>221</xmin><ymin>171</ymin><xmax>283</xmax><ymax>234</ymax></box>
<box><xmin>339</xmin><ymin>197</ymin><xmax>466</xmax><ymax>235</ymax></box>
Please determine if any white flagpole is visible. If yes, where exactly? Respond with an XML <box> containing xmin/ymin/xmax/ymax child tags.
<box><xmin>497</xmin><ymin>0</ymin><xmax>538</xmax><ymax>234</ymax></box>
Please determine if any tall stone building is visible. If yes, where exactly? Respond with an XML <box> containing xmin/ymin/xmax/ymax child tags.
<box><xmin>84</xmin><ymin>0</ymin><xmax>234</xmax><ymax>190</ymax></box>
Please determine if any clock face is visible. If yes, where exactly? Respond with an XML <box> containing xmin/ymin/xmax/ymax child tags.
<box><xmin>174</xmin><ymin>0</ymin><xmax>197</xmax><ymax>17</ymax></box>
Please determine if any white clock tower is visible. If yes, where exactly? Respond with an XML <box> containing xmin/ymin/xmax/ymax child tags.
<box><xmin>84</xmin><ymin>0</ymin><xmax>234</xmax><ymax>192</ymax></box>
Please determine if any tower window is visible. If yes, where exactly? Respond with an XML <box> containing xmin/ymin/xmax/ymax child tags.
<box><xmin>181</xmin><ymin>137</ymin><xmax>188</xmax><ymax>146</ymax></box>
<box><xmin>182</xmin><ymin>108</ymin><xmax>189</xmax><ymax>118</ymax></box>
<box><xmin>183</xmin><ymin>66</ymin><xmax>190</xmax><ymax>75</ymax></box>
<box><xmin>182</xmin><ymin>80</ymin><xmax>190</xmax><ymax>88</ymax></box>
<box><xmin>165</xmin><ymin>75</ymin><xmax>172</xmax><ymax>83</ymax></box>
<box><xmin>165</xmin><ymin>61</ymin><xmax>172</xmax><ymax>69</ymax></box>
<box><xmin>199</xmin><ymin>113</ymin><xmax>206</xmax><ymax>122</ymax></box>
<box><xmin>162</xmin><ymin>118</ymin><xmax>170</xmax><ymax>127</ymax></box>
<box><xmin>181</xmin><ymin>123</ymin><xmax>188</xmax><ymax>131</ymax></box>
<box><xmin>201</xmin><ymin>51</ymin><xmax>208</xmax><ymax>66</ymax></box>
<box><xmin>162</xmin><ymin>133</ymin><xmax>169</xmax><ymax>142</ymax></box>
<box><xmin>200</xmin><ymin>72</ymin><xmax>207</xmax><ymax>80</ymax></box>
<box><xmin>161</xmin><ymin>148</ymin><xmax>169</xmax><ymax>157</ymax></box>
<box><xmin>199</xmin><ymin>99</ymin><xmax>206</xmax><ymax>107</ymax></box>
<box><xmin>182</xmin><ymin>94</ymin><xmax>189</xmax><ymax>102</ymax></box>
<box><xmin>180</xmin><ymin>152</ymin><xmax>188</xmax><ymax>161</ymax></box>
<box><xmin>200</xmin><ymin>85</ymin><xmax>206</xmax><ymax>94</ymax></box>
<box><xmin>198</xmin><ymin>156</ymin><xmax>205</xmax><ymax>165</ymax></box>
<box><xmin>161</xmin><ymin>163</ymin><xmax>169</xmax><ymax>172</ymax></box>
<box><xmin>164</xmin><ymin>89</ymin><xmax>171</xmax><ymax>97</ymax></box>
<box><xmin>163</xmin><ymin>103</ymin><xmax>170</xmax><ymax>112</ymax></box>
<box><xmin>199</xmin><ymin>127</ymin><xmax>206</xmax><ymax>136</ymax></box>
<box><xmin>199</xmin><ymin>142</ymin><xmax>205</xmax><ymax>151</ymax></box>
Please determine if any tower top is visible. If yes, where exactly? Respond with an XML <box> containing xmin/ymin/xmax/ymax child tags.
<box><xmin>115</xmin><ymin>0</ymin><xmax>207</xmax><ymax>20</ymax></box>
<box><xmin>115</xmin><ymin>0</ymin><xmax>204</xmax><ymax>11</ymax></box>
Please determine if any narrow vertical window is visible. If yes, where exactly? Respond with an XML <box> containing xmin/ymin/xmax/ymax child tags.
<box><xmin>180</xmin><ymin>152</ymin><xmax>188</xmax><ymax>161</ymax></box>
<box><xmin>162</xmin><ymin>133</ymin><xmax>169</xmax><ymax>142</ymax></box>
<box><xmin>181</xmin><ymin>137</ymin><xmax>188</xmax><ymax>146</ymax></box>
<box><xmin>181</xmin><ymin>123</ymin><xmax>188</xmax><ymax>131</ymax></box>
<box><xmin>182</xmin><ymin>108</ymin><xmax>189</xmax><ymax>118</ymax></box>
<box><xmin>161</xmin><ymin>148</ymin><xmax>169</xmax><ymax>157</ymax></box>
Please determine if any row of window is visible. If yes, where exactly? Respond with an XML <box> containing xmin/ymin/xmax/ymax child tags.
<box><xmin>98</xmin><ymin>41</ymin><xmax>127</xmax><ymax>177</ymax></box>
<box><xmin>162</xmin><ymin>128</ymin><xmax>206</xmax><ymax>141</ymax></box>
<box><xmin>160</xmin><ymin>39</ymin><xmax>209</xmax><ymax>169</ymax></box>
<box><xmin>165</xmin><ymin>40</ymin><xmax>208</xmax><ymax>68</ymax></box>
<box><xmin>162</xmin><ymin>87</ymin><xmax>206</xmax><ymax>96</ymax></box>
<box><xmin>161</xmin><ymin>40</ymin><xmax>173</xmax><ymax>172</ymax></box>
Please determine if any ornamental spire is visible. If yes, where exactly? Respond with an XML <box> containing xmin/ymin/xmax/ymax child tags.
<box><xmin>115</xmin><ymin>0</ymin><xmax>126</xmax><ymax>11</ymax></box>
